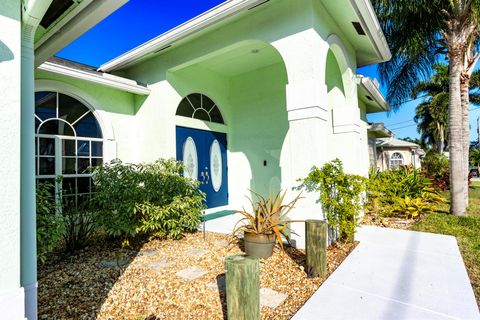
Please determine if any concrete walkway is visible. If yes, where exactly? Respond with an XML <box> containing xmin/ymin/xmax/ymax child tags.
<box><xmin>293</xmin><ymin>226</ymin><xmax>480</xmax><ymax>320</ymax></box>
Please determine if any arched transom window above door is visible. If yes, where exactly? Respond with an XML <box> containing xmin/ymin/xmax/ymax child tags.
<box><xmin>35</xmin><ymin>91</ymin><xmax>103</xmax><ymax>204</ymax></box>
<box><xmin>176</xmin><ymin>93</ymin><xmax>224</xmax><ymax>124</ymax></box>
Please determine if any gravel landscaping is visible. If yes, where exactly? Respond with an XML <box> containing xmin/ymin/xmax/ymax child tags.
<box><xmin>38</xmin><ymin>232</ymin><xmax>356</xmax><ymax>319</ymax></box>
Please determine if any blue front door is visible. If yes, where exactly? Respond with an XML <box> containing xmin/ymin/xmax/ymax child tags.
<box><xmin>176</xmin><ymin>126</ymin><xmax>228</xmax><ymax>208</ymax></box>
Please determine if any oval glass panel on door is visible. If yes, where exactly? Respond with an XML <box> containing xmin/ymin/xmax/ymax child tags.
<box><xmin>182</xmin><ymin>137</ymin><xmax>198</xmax><ymax>180</ymax></box>
<box><xmin>210</xmin><ymin>139</ymin><xmax>222</xmax><ymax>192</ymax></box>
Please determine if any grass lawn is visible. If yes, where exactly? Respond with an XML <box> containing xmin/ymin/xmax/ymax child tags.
<box><xmin>410</xmin><ymin>182</ymin><xmax>480</xmax><ymax>305</ymax></box>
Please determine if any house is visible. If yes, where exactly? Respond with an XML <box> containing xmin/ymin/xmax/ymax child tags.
<box><xmin>0</xmin><ymin>0</ymin><xmax>391</xmax><ymax>318</ymax></box>
<box><xmin>375</xmin><ymin>137</ymin><xmax>426</xmax><ymax>170</ymax></box>
<box><xmin>367</xmin><ymin>122</ymin><xmax>393</xmax><ymax>167</ymax></box>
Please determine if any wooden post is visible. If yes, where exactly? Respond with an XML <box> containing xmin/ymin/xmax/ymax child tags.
<box><xmin>225</xmin><ymin>255</ymin><xmax>260</xmax><ymax>320</ymax></box>
<box><xmin>305</xmin><ymin>219</ymin><xmax>327</xmax><ymax>278</ymax></box>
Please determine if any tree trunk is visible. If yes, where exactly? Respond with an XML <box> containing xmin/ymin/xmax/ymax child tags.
<box><xmin>449</xmin><ymin>51</ymin><xmax>468</xmax><ymax>216</ymax></box>
<box><xmin>461</xmin><ymin>75</ymin><xmax>470</xmax><ymax>207</ymax></box>
<box><xmin>439</xmin><ymin>124</ymin><xmax>445</xmax><ymax>154</ymax></box>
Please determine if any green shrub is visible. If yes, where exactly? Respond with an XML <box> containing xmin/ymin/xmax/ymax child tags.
<box><xmin>61</xmin><ymin>197</ymin><xmax>98</xmax><ymax>252</ymax></box>
<box><xmin>392</xmin><ymin>196</ymin><xmax>436</xmax><ymax>219</ymax></box>
<box><xmin>300</xmin><ymin>159</ymin><xmax>366</xmax><ymax>243</ymax></box>
<box><xmin>367</xmin><ymin>166</ymin><xmax>444</xmax><ymax>218</ymax></box>
<box><xmin>92</xmin><ymin>159</ymin><xmax>204</xmax><ymax>240</ymax></box>
<box><xmin>36</xmin><ymin>181</ymin><xmax>64</xmax><ymax>263</ymax></box>
<box><xmin>422</xmin><ymin>151</ymin><xmax>449</xmax><ymax>190</ymax></box>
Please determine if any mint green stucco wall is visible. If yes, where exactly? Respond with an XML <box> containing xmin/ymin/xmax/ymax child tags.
<box><xmin>228</xmin><ymin>62</ymin><xmax>288</xmax><ymax>199</ymax></box>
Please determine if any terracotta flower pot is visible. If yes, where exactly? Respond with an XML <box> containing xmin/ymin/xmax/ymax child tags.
<box><xmin>244</xmin><ymin>232</ymin><xmax>276</xmax><ymax>258</ymax></box>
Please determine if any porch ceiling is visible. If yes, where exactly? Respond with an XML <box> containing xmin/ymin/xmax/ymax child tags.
<box><xmin>173</xmin><ymin>41</ymin><xmax>284</xmax><ymax>77</ymax></box>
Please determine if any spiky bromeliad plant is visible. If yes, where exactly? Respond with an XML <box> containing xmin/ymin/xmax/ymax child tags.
<box><xmin>233</xmin><ymin>190</ymin><xmax>302</xmax><ymax>251</ymax></box>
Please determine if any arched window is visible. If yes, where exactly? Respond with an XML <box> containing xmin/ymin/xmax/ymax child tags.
<box><xmin>176</xmin><ymin>93</ymin><xmax>224</xmax><ymax>124</ymax></box>
<box><xmin>35</xmin><ymin>91</ymin><xmax>103</xmax><ymax>205</ymax></box>
<box><xmin>390</xmin><ymin>152</ymin><xmax>404</xmax><ymax>169</ymax></box>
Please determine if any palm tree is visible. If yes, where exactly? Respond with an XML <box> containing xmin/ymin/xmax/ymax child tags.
<box><xmin>469</xmin><ymin>148</ymin><xmax>480</xmax><ymax>171</ymax></box>
<box><xmin>371</xmin><ymin>0</ymin><xmax>480</xmax><ymax>216</ymax></box>
<box><xmin>412</xmin><ymin>64</ymin><xmax>480</xmax><ymax>154</ymax></box>
<box><xmin>412</xmin><ymin>64</ymin><xmax>449</xmax><ymax>153</ymax></box>
<box><xmin>414</xmin><ymin>95</ymin><xmax>449</xmax><ymax>152</ymax></box>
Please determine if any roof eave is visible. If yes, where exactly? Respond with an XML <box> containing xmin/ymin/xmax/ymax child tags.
<box><xmin>37</xmin><ymin>61</ymin><xmax>150</xmax><ymax>95</ymax></box>
<box><xmin>368</xmin><ymin>123</ymin><xmax>393</xmax><ymax>138</ymax></box>
<box><xmin>34</xmin><ymin>0</ymin><xmax>129</xmax><ymax>67</ymax></box>
<box><xmin>357</xmin><ymin>75</ymin><xmax>390</xmax><ymax>113</ymax></box>
<box><xmin>348</xmin><ymin>0</ymin><xmax>391</xmax><ymax>66</ymax></box>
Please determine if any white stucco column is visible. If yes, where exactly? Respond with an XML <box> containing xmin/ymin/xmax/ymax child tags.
<box><xmin>0</xmin><ymin>1</ymin><xmax>25</xmax><ymax>319</ymax></box>
<box><xmin>273</xmin><ymin>29</ymin><xmax>330</xmax><ymax>248</ymax></box>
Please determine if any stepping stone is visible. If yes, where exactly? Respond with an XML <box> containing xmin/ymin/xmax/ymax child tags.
<box><xmin>99</xmin><ymin>257</ymin><xmax>129</xmax><ymax>268</ymax></box>
<box><xmin>185</xmin><ymin>247</ymin><xmax>209</xmax><ymax>258</ymax></box>
<box><xmin>137</xmin><ymin>248</ymin><xmax>160</xmax><ymax>257</ymax></box>
<box><xmin>260</xmin><ymin>288</ymin><xmax>288</xmax><ymax>309</ymax></box>
<box><xmin>149</xmin><ymin>260</ymin><xmax>175</xmax><ymax>271</ymax></box>
<box><xmin>213</xmin><ymin>239</ymin><xmax>229</xmax><ymax>248</ymax></box>
<box><xmin>176</xmin><ymin>266</ymin><xmax>208</xmax><ymax>281</ymax></box>
<box><xmin>206</xmin><ymin>275</ymin><xmax>226</xmax><ymax>292</ymax></box>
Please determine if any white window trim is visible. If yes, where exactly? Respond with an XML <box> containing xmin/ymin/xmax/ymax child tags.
<box><xmin>389</xmin><ymin>152</ymin><xmax>404</xmax><ymax>169</ymax></box>
<box><xmin>35</xmin><ymin>79</ymin><xmax>117</xmax><ymax>161</ymax></box>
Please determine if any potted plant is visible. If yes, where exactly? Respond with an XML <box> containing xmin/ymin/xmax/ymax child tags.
<box><xmin>233</xmin><ymin>190</ymin><xmax>302</xmax><ymax>258</ymax></box>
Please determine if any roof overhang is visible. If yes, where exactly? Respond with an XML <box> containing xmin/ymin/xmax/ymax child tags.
<box><xmin>357</xmin><ymin>75</ymin><xmax>390</xmax><ymax>113</ymax></box>
<box><xmin>376</xmin><ymin>138</ymin><xmax>422</xmax><ymax>150</ymax></box>
<box><xmin>37</xmin><ymin>60</ymin><xmax>150</xmax><ymax>95</ymax></box>
<box><xmin>99</xmin><ymin>0</ymin><xmax>391</xmax><ymax>72</ymax></box>
<box><xmin>34</xmin><ymin>0</ymin><xmax>128</xmax><ymax>67</ymax></box>
<box><xmin>367</xmin><ymin>123</ymin><xmax>393</xmax><ymax>138</ymax></box>
<box><xmin>317</xmin><ymin>0</ymin><xmax>391</xmax><ymax>67</ymax></box>
<box><xmin>346</xmin><ymin>0</ymin><xmax>391</xmax><ymax>65</ymax></box>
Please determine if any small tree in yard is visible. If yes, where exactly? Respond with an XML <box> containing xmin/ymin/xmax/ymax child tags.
<box><xmin>36</xmin><ymin>181</ymin><xmax>64</xmax><ymax>263</ymax></box>
<box><xmin>300</xmin><ymin>159</ymin><xmax>366</xmax><ymax>243</ymax></box>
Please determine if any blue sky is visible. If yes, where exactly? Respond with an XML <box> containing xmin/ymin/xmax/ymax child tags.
<box><xmin>56</xmin><ymin>0</ymin><xmax>480</xmax><ymax>141</ymax></box>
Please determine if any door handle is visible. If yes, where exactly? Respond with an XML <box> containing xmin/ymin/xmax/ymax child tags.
<box><xmin>205</xmin><ymin>171</ymin><xmax>209</xmax><ymax>184</ymax></box>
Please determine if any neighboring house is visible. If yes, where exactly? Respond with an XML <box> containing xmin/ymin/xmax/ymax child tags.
<box><xmin>367</xmin><ymin>122</ymin><xmax>394</xmax><ymax>167</ymax></box>
<box><xmin>375</xmin><ymin>138</ymin><xmax>426</xmax><ymax>170</ymax></box>
<box><xmin>1</xmin><ymin>0</ymin><xmax>391</xmax><ymax>318</ymax></box>
<box><xmin>358</xmin><ymin>77</ymin><xmax>391</xmax><ymax>174</ymax></box>
<box><xmin>358</xmin><ymin>76</ymin><xmax>393</xmax><ymax>167</ymax></box>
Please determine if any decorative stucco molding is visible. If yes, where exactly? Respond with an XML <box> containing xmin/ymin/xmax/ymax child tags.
<box><xmin>286</xmin><ymin>80</ymin><xmax>328</xmax><ymax>122</ymax></box>
<box><xmin>332</xmin><ymin>107</ymin><xmax>362</xmax><ymax>134</ymax></box>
